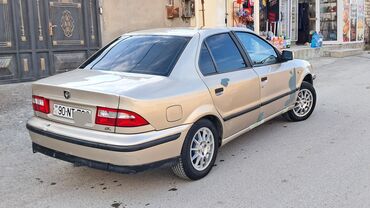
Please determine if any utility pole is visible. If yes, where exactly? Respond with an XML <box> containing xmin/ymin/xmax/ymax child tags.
<box><xmin>201</xmin><ymin>0</ymin><xmax>206</xmax><ymax>27</ymax></box>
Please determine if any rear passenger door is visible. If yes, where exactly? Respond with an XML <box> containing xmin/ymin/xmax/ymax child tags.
<box><xmin>198</xmin><ymin>33</ymin><xmax>261</xmax><ymax>138</ymax></box>
<box><xmin>234</xmin><ymin>32</ymin><xmax>297</xmax><ymax>119</ymax></box>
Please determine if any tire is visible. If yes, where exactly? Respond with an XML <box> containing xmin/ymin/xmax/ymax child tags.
<box><xmin>172</xmin><ymin>119</ymin><xmax>219</xmax><ymax>180</ymax></box>
<box><xmin>283</xmin><ymin>81</ymin><xmax>317</xmax><ymax>122</ymax></box>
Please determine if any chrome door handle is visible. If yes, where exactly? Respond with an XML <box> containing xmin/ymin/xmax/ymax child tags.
<box><xmin>261</xmin><ymin>76</ymin><xmax>268</xmax><ymax>88</ymax></box>
<box><xmin>215</xmin><ymin>87</ymin><xmax>224</xmax><ymax>96</ymax></box>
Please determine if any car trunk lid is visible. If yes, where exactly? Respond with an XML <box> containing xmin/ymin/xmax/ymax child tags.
<box><xmin>32</xmin><ymin>69</ymin><xmax>158</xmax><ymax>133</ymax></box>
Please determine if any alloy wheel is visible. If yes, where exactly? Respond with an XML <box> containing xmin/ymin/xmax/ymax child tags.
<box><xmin>189</xmin><ymin>127</ymin><xmax>215</xmax><ymax>171</ymax></box>
<box><xmin>293</xmin><ymin>89</ymin><xmax>314</xmax><ymax>117</ymax></box>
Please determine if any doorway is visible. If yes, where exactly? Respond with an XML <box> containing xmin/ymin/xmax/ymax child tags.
<box><xmin>297</xmin><ymin>0</ymin><xmax>318</xmax><ymax>44</ymax></box>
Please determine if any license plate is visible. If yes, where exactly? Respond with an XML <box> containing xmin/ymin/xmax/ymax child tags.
<box><xmin>53</xmin><ymin>104</ymin><xmax>91</xmax><ymax>120</ymax></box>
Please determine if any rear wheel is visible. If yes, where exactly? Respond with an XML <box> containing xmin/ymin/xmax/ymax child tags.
<box><xmin>283</xmin><ymin>81</ymin><xmax>316</xmax><ymax>121</ymax></box>
<box><xmin>172</xmin><ymin>119</ymin><xmax>219</xmax><ymax>180</ymax></box>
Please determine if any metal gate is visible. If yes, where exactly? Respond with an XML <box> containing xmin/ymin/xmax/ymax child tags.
<box><xmin>0</xmin><ymin>0</ymin><xmax>101</xmax><ymax>84</ymax></box>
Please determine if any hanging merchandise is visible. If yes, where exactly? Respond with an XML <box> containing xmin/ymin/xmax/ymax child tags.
<box><xmin>357</xmin><ymin>0</ymin><xmax>364</xmax><ymax>41</ymax></box>
<box><xmin>268</xmin><ymin>0</ymin><xmax>279</xmax><ymax>22</ymax></box>
<box><xmin>260</xmin><ymin>0</ymin><xmax>279</xmax><ymax>36</ymax></box>
<box><xmin>233</xmin><ymin>0</ymin><xmax>254</xmax><ymax>30</ymax></box>
<box><xmin>262</xmin><ymin>0</ymin><xmax>267</xmax><ymax>7</ymax></box>
<box><xmin>243</xmin><ymin>2</ymin><xmax>248</xmax><ymax>8</ymax></box>
<box><xmin>350</xmin><ymin>0</ymin><xmax>358</xmax><ymax>41</ymax></box>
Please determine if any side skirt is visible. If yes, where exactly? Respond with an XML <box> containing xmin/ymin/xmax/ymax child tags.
<box><xmin>221</xmin><ymin>105</ymin><xmax>294</xmax><ymax>146</ymax></box>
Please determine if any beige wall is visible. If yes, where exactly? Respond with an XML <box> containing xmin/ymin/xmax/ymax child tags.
<box><xmin>99</xmin><ymin>0</ymin><xmax>192</xmax><ymax>45</ymax></box>
<box><xmin>202</xmin><ymin>0</ymin><xmax>227</xmax><ymax>27</ymax></box>
<box><xmin>99</xmin><ymin>0</ymin><xmax>235</xmax><ymax>45</ymax></box>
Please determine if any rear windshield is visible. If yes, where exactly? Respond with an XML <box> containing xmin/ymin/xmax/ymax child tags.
<box><xmin>81</xmin><ymin>35</ymin><xmax>190</xmax><ymax>76</ymax></box>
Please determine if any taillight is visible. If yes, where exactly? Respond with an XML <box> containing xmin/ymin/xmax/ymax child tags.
<box><xmin>32</xmin><ymin>95</ymin><xmax>50</xmax><ymax>114</ymax></box>
<box><xmin>95</xmin><ymin>107</ymin><xmax>149</xmax><ymax>127</ymax></box>
<box><xmin>116</xmin><ymin>110</ymin><xmax>149</xmax><ymax>127</ymax></box>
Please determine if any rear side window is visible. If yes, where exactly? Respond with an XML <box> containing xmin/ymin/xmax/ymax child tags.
<box><xmin>82</xmin><ymin>35</ymin><xmax>189</xmax><ymax>76</ymax></box>
<box><xmin>198</xmin><ymin>43</ymin><xmax>217</xmax><ymax>75</ymax></box>
<box><xmin>205</xmin><ymin>33</ymin><xmax>245</xmax><ymax>73</ymax></box>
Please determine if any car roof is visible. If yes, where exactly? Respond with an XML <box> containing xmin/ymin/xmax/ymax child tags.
<box><xmin>124</xmin><ymin>27</ymin><xmax>254</xmax><ymax>37</ymax></box>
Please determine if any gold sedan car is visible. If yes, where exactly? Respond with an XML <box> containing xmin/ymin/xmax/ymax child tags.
<box><xmin>27</xmin><ymin>28</ymin><xmax>316</xmax><ymax>180</ymax></box>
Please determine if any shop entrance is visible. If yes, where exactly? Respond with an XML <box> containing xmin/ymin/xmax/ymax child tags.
<box><xmin>297</xmin><ymin>0</ymin><xmax>318</xmax><ymax>44</ymax></box>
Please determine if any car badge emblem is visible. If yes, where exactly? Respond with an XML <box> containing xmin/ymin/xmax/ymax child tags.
<box><xmin>64</xmin><ymin>90</ymin><xmax>71</xmax><ymax>99</ymax></box>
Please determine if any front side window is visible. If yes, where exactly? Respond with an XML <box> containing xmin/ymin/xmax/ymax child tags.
<box><xmin>205</xmin><ymin>33</ymin><xmax>246</xmax><ymax>73</ymax></box>
<box><xmin>235</xmin><ymin>32</ymin><xmax>278</xmax><ymax>66</ymax></box>
<box><xmin>82</xmin><ymin>35</ymin><xmax>189</xmax><ymax>76</ymax></box>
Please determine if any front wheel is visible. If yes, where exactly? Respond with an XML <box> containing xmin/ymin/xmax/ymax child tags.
<box><xmin>172</xmin><ymin>119</ymin><xmax>219</xmax><ymax>180</ymax></box>
<box><xmin>283</xmin><ymin>81</ymin><xmax>317</xmax><ymax>122</ymax></box>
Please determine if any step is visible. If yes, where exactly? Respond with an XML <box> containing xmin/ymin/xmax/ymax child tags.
<box><xmin>327</xmin><ymin>48</ymin><xmax>363</xmax><ymax>58</ymax></box>
<box><xmin>289</xmin><ymin>47</ymin><xmax>322</xmax><ymax>60</ymax></box>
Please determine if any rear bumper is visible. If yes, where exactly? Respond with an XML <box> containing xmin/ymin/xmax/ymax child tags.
<box><xmin>26</xmin><ymin>123</ymin><xmax>181</xmax><ymax>152</ymax></box>
<box><xmin>27</xmin><ymin>116</ymin><xmax>190</xmax><ymax>168</ymax></box>
<box><xmin>32</xmin><ymin>143</ymin><xmax>178</xmax><ymax>174</ymax></box>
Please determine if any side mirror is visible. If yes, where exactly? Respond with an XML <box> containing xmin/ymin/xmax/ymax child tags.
<box><xmin>281</xmin><ymin>50</ymin><xmax>294</xmax><ymax>62</ymax></box>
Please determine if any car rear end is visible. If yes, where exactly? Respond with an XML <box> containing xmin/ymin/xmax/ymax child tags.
<box><xmin>27</xmin><ymin>33</ymin><xmax>195</xmax><ymax>173</ymax></box>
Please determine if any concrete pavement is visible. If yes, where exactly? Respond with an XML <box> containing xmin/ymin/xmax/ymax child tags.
<box><xmin>1</xmin><ymin>54</ymin><xmax>370</xmax><ymax>208</ymax></box>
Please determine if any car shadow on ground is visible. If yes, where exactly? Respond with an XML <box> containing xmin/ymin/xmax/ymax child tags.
<box><xmin>48</xmin><ymin>116</ymin><xmax>291</xmax><ymax>186</ymax></box>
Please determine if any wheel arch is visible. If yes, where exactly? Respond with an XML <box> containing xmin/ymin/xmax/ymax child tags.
<box><xmin>303</xmin><ymin>73</ymin><xmax>313</xmax><ymax>85</ymax></box>
<box><xmin>183</xmin><ymin>103</ymin><xmax>224</xmax><ymax>146</ymax></box>
<box><xmin>195</xmin><ymin>115</ymin><xmax>224</xmax><ymax>147</ymax></box>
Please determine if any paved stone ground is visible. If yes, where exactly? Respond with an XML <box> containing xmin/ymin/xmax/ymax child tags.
<box><xmin>1</xmin><ymin>54</ymin><xmax>370</xmax><ymax>208</ymax></box>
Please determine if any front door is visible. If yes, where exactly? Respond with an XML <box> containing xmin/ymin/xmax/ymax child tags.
<box><xmin>198</xmin><ymin>33</ymin><xmax>261</xmax><ymax>138</ymax></box>
<box><xmin>254</xmin><ymin>63</ymin><xmax>296</xmax><ymax>119</ymax></box>
<box><xmin>234</xmin><ymin>32</ymin><xmax>296</xmax><ymax>120</ymax></box>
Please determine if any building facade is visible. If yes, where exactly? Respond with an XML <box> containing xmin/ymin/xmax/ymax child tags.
<box><xmin>0</xmin><ymin>0</ymin><xmax>196</xmax><ymax>84</ymax></box>
<box><xmin>1</xmin><ymin>0</ymin><xmax>368</xmax><ymax>84</ymax></box>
